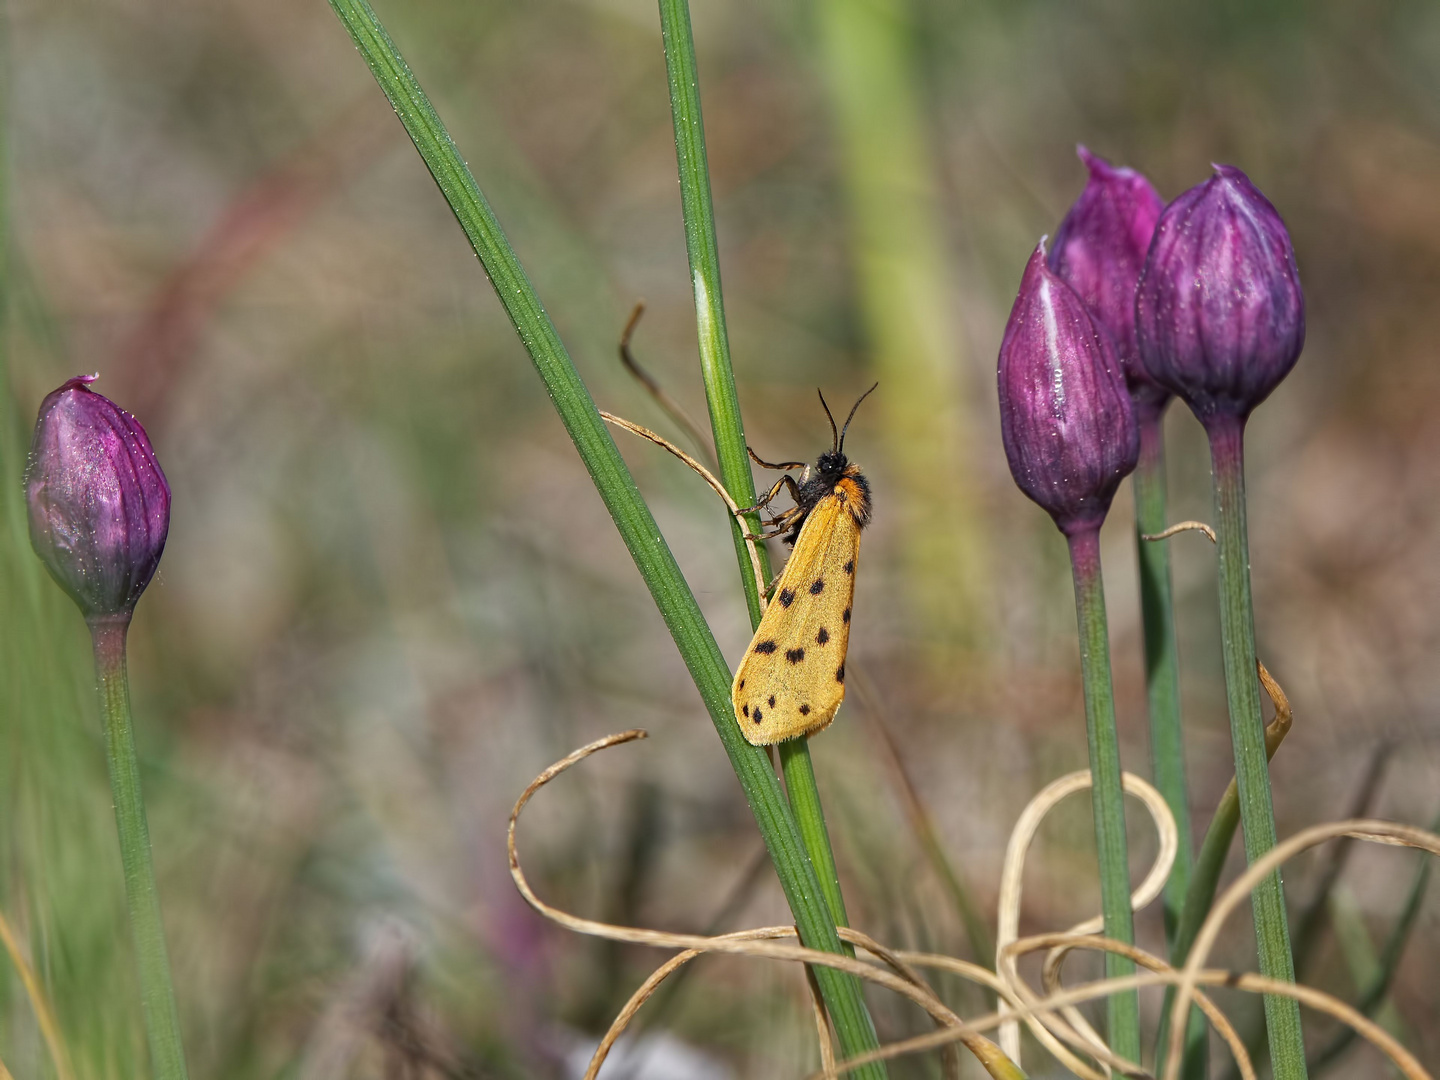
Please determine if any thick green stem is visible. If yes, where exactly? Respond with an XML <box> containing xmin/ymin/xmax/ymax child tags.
<box><xmin>324</xmin><ymin>0</ymin><xmax>881</xmax><ymax>1067</ymax></box>
<box><xmin>1133</xmin><ymin>411</ymin><xmax>1193</xmax><ymax>931</ymax></box>
<box><xmin>1159</xmin><ymin>694</ymin><xmax>1289</xmax><ymax>1076</ymax></box>
<box><xmin>1206</xmin><ymin>414</ymin><xmax>1307</xmax><ymax>1080</ymax></box>
<box><xmin>659</xmin><ymin>0</ymin><xmax>868</xmax><ymax>1001</ymax></box>
<box><xmin>1135</xmin><ymin>411</ymin><xmax>1207</xmax><ymax>1077</ymax></box>
<box><xmin>89</xmin><ymin>617</ymin><xmax>189</xmax><ymax>1080</ymax></box>
<box><xmin>1065</xmin><ymin>527</ymin><xmax>1140</xmax><ymax>1064</ymax></box>
<box><xmin>779</xmin><ymin>742</ymin><xmax>851</xmax><ymax>934</ymax></box>
<box><xmin>656</xmin><ymin>0</ymin><xmax>766</xmax><ymax>623</ymax></box>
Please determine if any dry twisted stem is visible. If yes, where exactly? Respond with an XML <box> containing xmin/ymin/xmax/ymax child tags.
<box><xmin>802</xmin><ymin>955</ymin><xmax>1433</xmax><ymax>1079</ymax></box>
<box><xmin>1140</xmin><ymin>520</ymin><xmax>1217</xmax><ymax>544</ymax></box>
<box><xmin>600</xmin><ymin>411</ymin><xmax>768</xmax><ymax>601</ymax></box>
<box><xmin>509</xmin><ymin>731</ymin><xmax>1437</xmax><ymax>1080</ymax></box>
<box><xmin>994</xmin><ymin>768</ymin><xmax>1177</xmax><ymax>1076</ymax></box>
<box><xmin>507</xmin><ymin>730</ymin><xmax>1018</xmax><ymax>1079</ymax></box>
<box><xmin>1162</xmin><ymin>817</ymin><xmax>1440</xmax><ymax>1080</ymax></box>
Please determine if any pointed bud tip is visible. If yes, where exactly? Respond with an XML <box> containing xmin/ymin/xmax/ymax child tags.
<box><xmin>998</xmin><ymin>236</ymin><xmax>1139</xmax><ymax>533</ymax></box>
<box><xmin>1050</xmin><ymin>153</ymin><xmax>1166</xmax><ymax>410</ymax></box>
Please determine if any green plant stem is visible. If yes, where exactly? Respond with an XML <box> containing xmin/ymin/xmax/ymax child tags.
<box><xmin>1133</xmin><ymin>410</ymin><xmax>1193</xmax><ymax>935</ymax></box>
<box><xmin>656</xmin><ymin>0</ymin><xmax>765</xmax><ymax>622</ymax></box>
<box><xmin>89</xmin><ymin>616</ymin><xmax>189</xmax><ymax>1080</ymax></box>
<box><xmin>658</xmin><ymin>0</ymin><xmax>862</xmax><ymax>972</ymax></box>
<box><xmin>778</xmin><ymin>742</ymin><xmax>851</xmax><ymax>931</ymax></box>
<box><xmin>1065</xmin><ymin>527</ymin><xmax>1139</xmax><ymax>1064</ymax></box>
<box><xmin>1159</xmin><ymin>681</ymin><xmax>1290</xmax><ymax>1076</ymax></box>
<box><xmin>324</xmin><ymin>1</ymin><xmax>882</xmax><ymax>1070</ymax></box>
<box><xmin>1134</xmin><ymin>410</ymin><xmax>1207</xmax><ymax>1078</ymax></box>
<box><xmin>1206</xmin><ymin>414</ymin><xmax>1307</xmax><ymax>1080</ymax></box>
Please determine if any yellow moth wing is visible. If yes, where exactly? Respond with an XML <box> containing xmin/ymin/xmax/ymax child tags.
<box><xmin>732</xmin><ymin>488</ymin><xmax>861</xmax><ymax>746</ymax></box>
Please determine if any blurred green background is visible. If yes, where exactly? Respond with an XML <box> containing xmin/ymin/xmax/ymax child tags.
<box><xmin>3</xmin><ymin>0</ymin><xmax>1438</xmax><ymax>1076</ymax></box>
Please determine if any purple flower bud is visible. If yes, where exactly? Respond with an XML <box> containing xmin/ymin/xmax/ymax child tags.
<box><xmin>25</xmin><ymin>376</ymin><xmax>171</xmax><ymax>620</ymax></box>
<box><xmin>1049</xmin><ymin>146</ymin><xmax>1168</xmax><ymax>419</ymax></box>
<box><xmin>998</xmin><ymin>242</ymin><xmax>1140</xmax><ymax>535</ymax></box>
<box><xmin>1135</xmin><ymin>164</ymin><xmax>1305</xmax><ymax>423</ymax></box>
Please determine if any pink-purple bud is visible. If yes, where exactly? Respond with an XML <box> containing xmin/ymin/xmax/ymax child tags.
<box><xmin>25</xmin><ymin>376</ymin><xmax>171</xmax><ymax>620</ymax></box>
<box><xmin>1135</xmin><ymin>164</ymin><xmax>1305</xmax><ymax>424</ymax></box>
<box><xmin>1049</xmin><ymin>146</ymin><xmax>1167</xmax><ymax>419</ymax></box>
<box><xmin>998</xmin><ymin>242</ymin><xmax>1140</xmax><ymax>535</ymax></box>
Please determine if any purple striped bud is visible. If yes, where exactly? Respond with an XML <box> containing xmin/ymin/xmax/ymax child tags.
<box><xmin>998</xmin><ymin>242</ymin><xmax>1140</xmax><ymax>535</ymax></box>
<box><xmin>1049</xmin><ymin>146</ymin><xmax>1167</xmax><ymax>419</ymax></box>
<box><xmin>1135</xmin><ymin>164</ymin><xmax>1305</xmax><ymax>424</ymax></box>
<box><xmin>25</xmin><ymin>376</ymin><xmax>171</xmax><ymax>620</ymax></box>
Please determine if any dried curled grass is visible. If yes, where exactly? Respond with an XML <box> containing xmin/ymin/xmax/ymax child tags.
<box><xmin>508</xmin><ymin>729</ymin><xmax>1439</xmax><ymax>1080</ymax></box>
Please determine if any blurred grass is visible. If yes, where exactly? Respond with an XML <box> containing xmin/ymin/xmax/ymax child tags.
<box><xmin>3</xmin><ymin>0</ymin><xmax>1440</xmax><ymax>1075</ymax></box>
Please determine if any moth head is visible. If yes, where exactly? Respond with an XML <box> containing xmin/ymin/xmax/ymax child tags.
<box><xmin>816</xmin><ymin>383</ymin><xmax>879</xmax><ymax>461</ymax></box>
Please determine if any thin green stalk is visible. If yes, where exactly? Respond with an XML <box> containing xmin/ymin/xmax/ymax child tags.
<box><xmin>1133</xmin><ymin>411</ymin><xmax>1193</xmax><ymax>936</ymax></box>
<box><xmin>89</xmin><ymin>617</ymin><xmax>189</xmax><ymax>1080</ymax></box>
<box><xmin>1065</xmin><ymin>527</ymin><xmax>1139</xmax><ymax>1064</ymax></box>
<box><xmin>1206</xmin><ymin>414</ymin><xmax>1307</xmax><ymax>1080</ymax></box>
<box><xmin>1159</xmin><ymin>666</ymin><xmax>1291</xmax><ymax>1075</ymax></box>
<box><xmin>1134</xmin><ymin>411</ymin><xmax>1206</xmax><ymax>1077</ymax></box>
<box><xmin>658</xmin><ymin>0</ymin><xmax>864</xmax><ymax>974</ymax></box>
<box><xmin>779</xmin><ymin>743</ymin><xmax>851</xmax><ymax>933</ymax></box>
<box><xmin>324</xmin><ymin>0</ymin><xmax>882</xmax><ymax>1068</ymax></box>
<box><xmin>656</xmin><ymin>0</ymin><xmax>766</xmax><ymax>623</ymax></box>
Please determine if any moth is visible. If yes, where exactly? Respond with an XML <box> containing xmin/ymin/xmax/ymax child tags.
<box><xmin>731</xmin><ymin>385</ymin><xmax>876</xmax><ymax>746</ymax></box>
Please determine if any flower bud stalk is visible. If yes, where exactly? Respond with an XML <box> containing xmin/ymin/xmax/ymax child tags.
<box><xmin>1135</xmin><ymin>413</ymin><xmax>1209</xmax><ymax>1080</ymax></box>
<box><xmin>1065</xmin><ymin>525</ymin><xmax>1141</xmax><ymax>1066</ymax></box>
<box><xmin>1202</xmin><ymin>414</ymin><xmax>1307</xmax><ymax>1080</ymax></box>
<box><xmin>91</xmin><ymin>617</ymin><xmax>191</xmax><ymax>1080</ymax></box>
<box><xmin>1133</xmin><ymin>415</ymin><xmax>1193</xmax><ymax>935</ymax></box>
<box><xmin>25</xmin><ymin>375</ymin><xmax>190</xmax><ymax>1080</ymax></box>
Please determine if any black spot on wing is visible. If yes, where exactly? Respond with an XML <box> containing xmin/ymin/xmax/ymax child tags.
<box><xmin>785</xmin><ymin>647</ymin><xmax>806</xmax><ymax>664</ymax></box>
<box><xmin>754</xmin><ymin>640</ymin><xmax>777</xmax><ymax>655</ymax></box>
<box><xmin>810</xmin><ymin>579</ymin><xmax>825</xmax><ymax>595</ymax></box>
<box><xmin>738</xmin><ymin>678</ymin><xmax>745</xmax><ymax>689</ymax></box>
<box><xmin>816</xmin><ymin>627</ymin><xmax>829</xmax><ymax>645</ymax></box>
<box><xmin>835</xmin><ymin>663</ymin><xmax>845</xmax><ymax>683</ymax></box>
<box><xmin>742</xmin><ymin>703</ymin><xmax>749</xmax><ymax>717</ymax></box>
<box><xmin>753</xmin><ymin>707</ymin><xmax>763</xmax><ymax>722</ymax></box>
<box><xmin>844</xmin><ymin>559</ymin><xmax>854</xmax><ymax>574</ymax></box>
<box><xmin>768</xmin><ymin>695</ymin><xmax>776</xmax><ymax>708</ymax></box>
<box><xmin>842</xmin><ymin>607</ymin><xmax>851</xmax><ymax>624</ymax></box>
<box><xmin>778</xmin><ymin>588</ymin><xmax>795</xmax><ymax>608</ymax></box>
<box><xmin>799</xmin><ymin>704</ymin><xmax>810</xmax><ymax>715</ymax></box>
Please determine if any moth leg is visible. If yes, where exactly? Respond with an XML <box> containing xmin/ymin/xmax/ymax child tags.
<box><xmin>746</xmin><ymin>502</ymin><xmax>805</xmax><ymax>540</ymax></box>
<box><xmin>761</xmin><ymin>568</ymin><xmax>785</xmax><ymax>598</ymax></box>
<box><xmin>743</xmin><ymin>509</ymin><xmax>800</xmax><ymax>541</ymax></box>
<box><xmin>748</xmin><ymin>446</ymin><xmax>807</xmax><ymax>472</ymax></box>
<box><xmin>739</xmin><ymin>474</ymin><xmax>802</xmax><ymax>515</ymax></box>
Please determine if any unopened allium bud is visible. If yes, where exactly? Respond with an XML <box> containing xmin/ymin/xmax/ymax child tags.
<box><xmin>1049</xmin><ymin>146</ymin><xmax>1167</xmax><ymax>418</ymax></box>
<box><xmin>998</xmin><ymin>242</ymin><xmax>1140</xmax><ymax>535</ymax></box>
<box><xmin>1135</xmin><ymin>164</ymin><xmax>1305</xmax><ymax>423</ymax></box>
<box><xmin>25</xmin><ymin>376</ymin><xmax>170</xmax><ymax>620</ymax></box>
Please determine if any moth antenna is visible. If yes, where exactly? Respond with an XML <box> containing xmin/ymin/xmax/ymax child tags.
<box><xmin>839</xmin><ymin>382</ymin><xmax>879</xmax><ymax>453</ymax></box>
<box><xmin>817</xmin><ymin>389</ymin><xmax>840</xmax><ymax>453</ymax></box>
